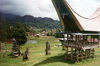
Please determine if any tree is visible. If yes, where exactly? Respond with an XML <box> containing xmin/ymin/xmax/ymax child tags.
<box><xmin>0</xmin><ymin>17</ymin><xmax>11</xmax><ymax>56</ymax></box>
<box><xmin>0</xmin><ymin>16</ymin><xmax>12</xmax><ymax>42</ymax></box>
<box><xmin>11</xmin><ymin>22</ymin><xmax>27</xmax><ymax>45</ymax></box>
<box><xmin>30</xmin><ymin>27</ymin><xmax>37</xmax><ymax>34</ymax></box>
<box><xmin>23</xmin><ymin>24</ymin><xmax>30</xmax><ymax>32</ymax></box>
<box><xmin>0</xmin><ymin>18</ymin><xmax>8</xmax><ymax>42</ymax></box>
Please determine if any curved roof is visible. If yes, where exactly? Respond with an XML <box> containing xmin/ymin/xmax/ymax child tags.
<box><xmin>52</xmin><ymin>0</ymin><xmax>100</xmax><ymax>32</ymax></box>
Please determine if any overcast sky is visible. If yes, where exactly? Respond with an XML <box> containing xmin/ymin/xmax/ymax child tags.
<box><xmin>0</xmin><ymin>0</ymin><xmax>100</xmax><ymax>20</ymax></box>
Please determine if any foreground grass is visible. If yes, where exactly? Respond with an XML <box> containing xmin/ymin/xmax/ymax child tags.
<box><xmin>0</xmin><ymin>36</ymin><xmax>100</xmax><ymax>66</ymax></box>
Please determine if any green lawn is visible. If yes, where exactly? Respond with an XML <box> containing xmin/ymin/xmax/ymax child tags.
<box><xmin>0</xmin><ymin>36</ymin><xmax>100</xmax><ymax>66</ymax></box>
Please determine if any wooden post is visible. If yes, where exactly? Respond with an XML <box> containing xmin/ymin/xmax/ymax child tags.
<box><xmin>76</xmin><ymin>50</ymin><xmax>79</xmax><ymax>62</ymax></box>
<box><xmin>85</xmin><ymin>50</ymin><xmax>87</xmax><ymax>59</ymax></box>
<box><xmin>88</xmin><ymin>49</ymin><xmax>90</xmax><ymax>58</ymax></box>
<box><xmin>67</xmin><ymin>34</ymin><xmax>69</xmax><ymax>46</ymax></box>
<box><xmin>66</xmin><ymin>47</ymin><xmax>68</xmax><ymax>60</ymax></box>
<box><xmin>63</xmin><ymin>34</ymin><xmax>67</xmax><ymax>50</ymax></box>
<box><xmin>93</xmin><ymin>36</ymin><xmax>95</xmax><ymax>46</ymax></box>
<box><xmin>91</xmin><ymin>48</ymin><xmax>94</xmax><ymax>58</ymax></box>
<box><xmin>62</xmin><ymin>42</ymin><xmax>65</xmax><ymax>50</ymax></box>
<box><xmin>71</xmin><ymin>48</ymin><xmax>73</xmax><ymax>62</ymax></box>
<box><xmin>81</xmin><ymin>50</ymin><xmax>84</xmax><ymax>60</ymax></box>
<box><xmin>75</xmin><ymin>35</ymin><xmax>77</xmax><ymax>48</ymax></box>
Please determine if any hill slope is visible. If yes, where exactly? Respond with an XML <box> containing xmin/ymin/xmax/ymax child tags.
<box><xmin>0</xmin><ymin>12</ymin><xmax>61</xmax><ymax>29</ymax></box>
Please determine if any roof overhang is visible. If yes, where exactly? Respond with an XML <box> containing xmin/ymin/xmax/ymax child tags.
<box><xmin>52</xmin><ymin>0</ymin><xmax>100</xmax><ymax>32</ymax></box>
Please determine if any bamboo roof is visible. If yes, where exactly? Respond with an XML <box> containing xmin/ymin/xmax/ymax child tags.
<box><xmin>52</xmin><ymin>0</ymin><xmax>100</xmax><ymax>32</ymax></box>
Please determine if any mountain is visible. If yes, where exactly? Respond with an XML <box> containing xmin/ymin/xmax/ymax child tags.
<box><xmin>0</xmin><ymin>12</ymin><xmax>18</xmax><ymax>20</ymax></box>
<box><xmin>0</xmin><ymin>12</ymin><xmax>61</xmax><ymax>29</ymax></box>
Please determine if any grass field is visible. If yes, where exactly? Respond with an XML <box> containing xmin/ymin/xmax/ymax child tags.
<box><xmin>0</xmin><ymin>36</ymin><xmax>100</xmax><ymax>66</ymax></box>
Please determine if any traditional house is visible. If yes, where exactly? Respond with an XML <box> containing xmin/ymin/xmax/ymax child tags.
<box><xmin>52</xmin><ymin>0</ymin><xmax>100</xmax><ymax>62</ymax></box>
<box><xmin>26</xmin><ymin>32</ymin><xmax>35</xmax><ymax>36</ymax></box>
<box><xmin>41</xmin><ymin>31</ymin><xmax>48</xmax><ymax>36</ymax></box>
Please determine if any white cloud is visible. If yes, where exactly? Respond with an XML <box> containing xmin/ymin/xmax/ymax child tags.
<box><xmin>13</xmin><ymin>0</ymin><xmax>59</xmax><ymax>20</ymax></box>
<box><xmin>0</xmin><ymin>0</ymin><xmax>100</xmax><ymax>20</ymax></box>
<box><xmin>0</xmin><ymin>0</ymin><xmax>58</xmax><ymax>20</ymax></box>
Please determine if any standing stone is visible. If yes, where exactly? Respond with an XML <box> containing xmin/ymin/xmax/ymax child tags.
<box><xmin>12</xmin><ymin>38</ymin><xmax>19</xmax><ymax>57</ymax></box>
<box><xmin>45</xmin><ymin>41</ymin><xmax>51</xmax><ymax>55</ymax></box>
<box><xmin>23</xmin><ymin>47</ymin><xmax>29</xmax><ymax>61</ymax></box>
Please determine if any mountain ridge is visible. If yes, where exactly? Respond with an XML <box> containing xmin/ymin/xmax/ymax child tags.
<box><xmin>0</xmin><ymin>12</ymin><xmax>61</xmax><ymax>29</ymax></box>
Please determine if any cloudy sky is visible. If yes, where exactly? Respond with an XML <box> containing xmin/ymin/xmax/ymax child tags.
<box><xmin>0</xmin><ymin>0</ymin><xmax>100</xmax><ymax>20</ymax></box>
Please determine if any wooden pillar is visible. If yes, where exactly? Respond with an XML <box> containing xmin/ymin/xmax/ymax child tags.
<box><xmin>83</xmin><ymin>35</ymin><xmax>85</xmax><ymax>47</ymax></box>
<box><xmin>79</xmin><ymin>35</ymin><xmax>82</xmax><ymax>48</ymax></box>
<box><xmin>62</xmin><ymin>43</ymin><xmax>65</xmax><ymax>50</ymax></box>
<box><xmin>75</xmin><ymin>35</ymin><xmax>78</xmax><ymax>48</ymax></box>
<box><xmin>63</xmin><ymin>34</ymin><xmax>67</xmax><ymax>50</ymax></box>
<box><xmin>85</xmin><ymin>50</ymin><xmax>87</xmax><ymax>59</ymax></box>
<box><xmin>67</xmin><ymin>34</ymin><xmax>69</xmax><ymax>46</ymax></box>
<box><xmin>93</xmin><ymin>36</ymin><xmax>95</xmax><ymax>45</ymax></box>
<box><xmin>88</xmin><ymin>49</ymin><xmax>91</xmax><ymax>58</ymax></box>
<box><xmin>71</xmin><ymin>47</ymin><xmax>73</xmax><ymax>62</ymax></box>
<box><xmin>91</xmin><ymin>36</ymin><xmax>94</xmax><ymax>46</ymax></box>
<box><xmin>81</xmin><ymin>50</ymin><xmax>84</xmax><ymax>60</ymax></box>
<box><xmin>91</xmin><ymin>48</ymin><xmax>94</xmax><ymax>58</ymax></box>
<box><xmin>86</xmin><ymin>36</ymin><xmax>88</xmax><ymax>46</ymax></box>
<box><xmin>76</xmin><ymin>50</ymin><xmax>79</xmax><ymax>62</ymax></box>
<box><xmin>66</xmin><ymin>47</ymin><xmax>68</xmax><ymax>60</ymax></box>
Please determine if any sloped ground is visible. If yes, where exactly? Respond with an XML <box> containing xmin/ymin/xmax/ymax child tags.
<box><xmin>0</xmin><ymin>36</ymin><xmax>100</xmax><ymax>66</ymax></box>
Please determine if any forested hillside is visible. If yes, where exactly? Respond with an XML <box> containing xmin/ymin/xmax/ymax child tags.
<box><xmin>0</xmin><ymin>12</ymin><xmax>61</xmax><ymax>29</ymax></box>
